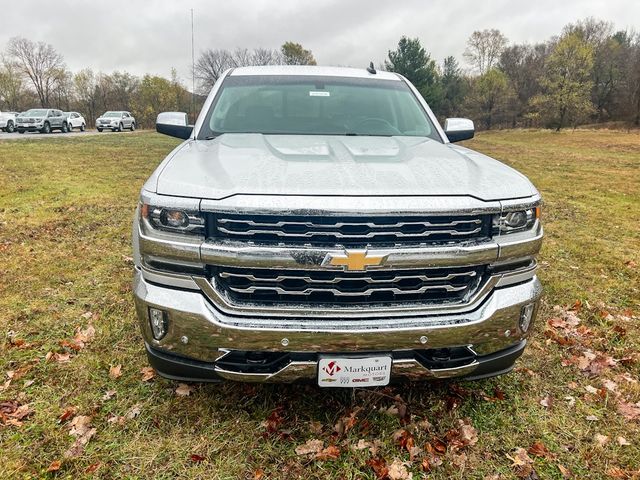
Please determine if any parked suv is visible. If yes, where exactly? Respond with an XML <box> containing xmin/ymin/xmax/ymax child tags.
<box><xmin>16</xmin><ymin>109</ymin><xmax>69</xmax><ymax>134</ymax></box>
<box><xmin>0</xmin><ymin>111</ymin><xmax>18</xmax><ymax>133</ymax></box>
<box><xmin>96</xmin><ymin>111</ymin><xmax>136</xmax><ymax>132</ymax></box>
<box><xmin>64</xmin><ymin>112</ymin><xmax>86</xmax><ymax>132</ymax></box>
<box><xmin>134</xmin><ymin>66</ymin><xmax>543</xmax><ymax>387</ymax></box>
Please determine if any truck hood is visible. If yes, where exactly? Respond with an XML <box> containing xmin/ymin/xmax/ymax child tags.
<box><xmin>154</xmin><ymin>134</ymin><xmax>537</xmax><ymax>201</ymax></box>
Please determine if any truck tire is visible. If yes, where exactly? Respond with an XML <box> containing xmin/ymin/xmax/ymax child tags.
<box><xmin>97</xmin><ymin>128</ymin><xmax>103</xmax><ymax>132</ymax></box>
<box><xmin>130</xmin><ymin>122</ymin><xmax>136</xmax><ymax>131</ymax></box>
<box><xmin>80</xmin><ymin>124</ymin><xmax>85</xmax><ymax>132</ymax></box>
<box><xmin>117</xmin><ymin>123</ymin><xmax>123</xmax><ymax>132</ymax></box>
<box><xmin>6</xmin><ymin>121</ymin><xmax>15</xmax><ymax>133</ymax></box>
<box><xmin>61</xmin><ymin>122</ymin><xmax>68</xmax><ymax>133</ymax></box>
<box><xmin>18</xmin><ymin>130</ymin><xmax>25</xmax><ymax>134</ymax></box>
<box><xmin>41</xmin><ymin>122</ymin><xmax>51</xmax><ymax>134</ymax></box>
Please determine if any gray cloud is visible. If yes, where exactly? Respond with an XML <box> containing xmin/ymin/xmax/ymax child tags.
<box><xmin>1</xmin><ymin>0</ymin><xmax>638</xmax><ymax>83</ymax></box>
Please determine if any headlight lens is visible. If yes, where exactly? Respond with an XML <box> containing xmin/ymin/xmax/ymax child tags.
<box><xmin>141</xmin><ymin>204</ymin><xmax>205</xmax><ymax>234</ymax></box>
<box><xmin>494</xmin><ymin>206</ymin><xmax>540</xmax><ymax>234</ymax></box>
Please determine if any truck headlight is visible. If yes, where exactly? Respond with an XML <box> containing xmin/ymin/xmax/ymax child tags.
<box><xmin>493</xmin><ymin>206</ymin><xmax>540</xmax><ymax>234</ymax></box>
<box><xmin>141</xmin><ymin>204</ymin><xmax>205</xmax><ymax>234</ymax></box>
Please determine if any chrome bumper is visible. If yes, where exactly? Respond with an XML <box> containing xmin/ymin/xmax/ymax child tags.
<box><xmin>134</xmin><ymin>269</ymin><xmax>541</xmax><ymax>382</ymax></box>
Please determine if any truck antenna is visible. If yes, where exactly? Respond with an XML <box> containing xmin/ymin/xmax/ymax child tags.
<box><xmin>366</xmin><ymin>62</ymin><xmax>376</xmax><ymax>74</ymax></box>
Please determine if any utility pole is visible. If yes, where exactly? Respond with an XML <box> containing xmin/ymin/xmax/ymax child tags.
<box><xmin>191</xmin><ymin>8</ymin><xmax>195</xmax><ymax>124</ymax></box>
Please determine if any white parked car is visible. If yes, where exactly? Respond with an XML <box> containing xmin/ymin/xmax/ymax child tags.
<box><xmin>96</xmin><ymin>111</ymin><xmax>136</xmax><ymax>132</ymax></box>
<box><xmin>0</xmin><ymin>111</ymin><xmax>18</xmax><ymax>133</ymax></box>
<box><xmin>64</xmin><ymin>112</ymin><xmax>86</xmax><ymax>132</ymax></box>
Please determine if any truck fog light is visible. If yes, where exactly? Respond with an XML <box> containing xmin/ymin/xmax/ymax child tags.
<box><xmin>519</xmin><ymin>304</ymin><xmax>535</xmax><ymax>332</ymax></box>
<box><xmin>149</xmin><ymin>307</ymin><xmax>168</xmax><ymax>340</ymax></box>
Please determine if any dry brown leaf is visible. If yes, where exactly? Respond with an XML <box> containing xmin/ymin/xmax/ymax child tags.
<box><xmin>102</xmin><ymin>390</ymin><xmax>116</xmax><ymax>401</ymax></box>
<box><xmin>109</xmin><ymin>364</ymin><xmax>122</xmax><ymax>379</ymax></box>
<box><xmin>53</xmin><ymin>352</ymin><xmax>72</xmax><ymax>363</ymax></box>
<box><xmin>617</xmin><ymin>400</ymin><xmax>640</xmax><ymax>420</ymax></box>
<box><xmin>387</xmin><ymin>459</ymin><xmax>411</xmax><ymax>480</ymax></box>
<box><xmin>126</xmin><ymin>404</ymin><xmax>141</xmax><ymax>420</ymax></box>
<box><xmin>295</xmin><ymin>439</ymin><xmax>324</xmax><ymax>456</ymax></box>
<box><xmin>557</xmin><ymin>464</ymin><xmax>572</xmax><ymax>478</ymax></box>
<box><xmin>507</xmin><ymin>448</ymin><xmax>534</xmax><ymax>478</ymax></box>
<box><xmin>253</xmin><ymin>469</ymin><xmax>265</xmax><ymax>480</ymax></box>
<box><xmin>367</xmin><ymin>457</ymin><xmax>389</xmax><ymax>479</ymax></box>
<box><xmin>451</xmin><ymin>452</ymin><xmax>467</xmax><ymax>469</ymax></box>
<box><xmin>140</xmin><ymin>367</ymin><xmax>155</xmax><ymax>382</ymax></box>
<box><xmin>59</xmin><ymin>406</ymin><xmax>77</xmax><ymax>422</ymax></box>
<box><xmin>175</xmin><ymin>383</ymin><xmax>193</xmax><ymax>396</ymax></box>
<box><xmin>528</xmin><ymin>441</ymin><xmax>555</xmax><ymax>459</ymax></box>
<box><xmin>46</xmin><ymin>460</ymin><xmax>62</xmax><ymax>472</ymax></box>
<box><xmin>594</xmin><ymin>433</ymin><xmax>609</xmax><ymax>447</ymax></box>
<box><xmin>540</xmin><ymin>395</ymin><xmax>552</xmax><ymax>408</ymax></box>
<box><xmin>315</xmin><ymin>444</ymin><xmax>340</xmax><ymax>461</ymax></box>
<box><xmin>616</xmin><ymin>436</ymin><xmax>631</xmax><ymax>446</ymax></box>
<box><xmin>65</xmin><ymin>415</ymin><xmax>96</xmax><ymax>458</ymax></box>
<box><xmin>74</xmin><ymin>325</ymin><xmax>96</xmax><ymax>347</ymax></box>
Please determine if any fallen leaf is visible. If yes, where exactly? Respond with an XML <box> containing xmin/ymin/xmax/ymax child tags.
<box><xmin>253</xmin><ymin>469</ymin><xmax>265</xmax><ymax>480</ymax></box>
<box><xmin>315</xmin><ymin>444</ymin><xmax>340</xmax><ymax>461</ymax></box>
<box><xmin>109</xmin><ymin>364</ymin><xmax>122</xmax><ymax>379</ymax></box>
<box><xmin>102</xmin><ymin>390</ymin><xmax>116</xmax><ymax>401</ymax></box>
<box><xmin>295</xmin><ymin>439</ymin><xmax>324</xmax><ymax>456</ymax></box>
<box><xmin>451</xmin><ymin>452</ymin><xmax>467</xmax><ymax>469</ymax></box>
<box><xmin>507</xmin><ymin>448</ymin><xmax>534</xmax><ymax>477</ymax></box>
<box><xmin>140</xmin><ymin>367</ymin><xmax>155</xmax><ymax>382</ymax></box>
<box><xmin>586</xmin><ymin>415</ymin><xmax>599</xmax><ymax>422</ymax></box>
<box><xmin>540</xmin><ymin>395</ymin><xmax>552</xmax><ymax>408</ymax></box>
<box><xmin>47</xmin><ymin>460</ymin><xmax>62</xmax><ymax>472</ymax></box>
<box><xmin>617</xmin><ymin>400</ymin><xmax>640</xmax><ymax>420</ymax></box>
<box><xmin>557</xmin><ymin>464</ymin><xmax>572</xmax><ymax>478</ymax></box>
<box><xmin>594</xmin><ymin>433</ymin><xmax>609</xmax><ymax>447</ymax></box>
<box><xmin>65</xmin><ymin>415</ymin><xmax>96</xmax><ymax>458</ymax></box>
<box><xmin>528</xmin><ymin>441</ymin><xmax>555</xmax><ymax>459</ymax></box>
<box><xmin>84</xmin><ymin>463</ymin><xmax>100</xmax><ymax>474</ymax></box>
<box><xmin>125</xmin><ymin>404</ymin><xmax>141</xmax><ymax>420</ymax></box>
<box><xmin>367</xmin><ymin>457</ymin><xmax>389</xmax><ymax>479</ymax></box>
<box><xmin>175</xmin><ymin>383</ymin><xmax>193</xmax><ymax>397</ymax></box>
<box><xmin>387</xmin><ymin>459</ymin><xmax>411</xmax><ymax>480</ymax></box>
<box><xmin>616</xmin><ymin>436</ymin><xmax>631</xmax><ymax>446</ymax></box>
<box><xmin>190</xmin><ymin>454</ymin><xmax>205</xmax><ymax>462</ymax></box>
<box><xmin>59</xmin><ymin>406</ymin><xmax>77</xmax><ymax>423</ymax></box>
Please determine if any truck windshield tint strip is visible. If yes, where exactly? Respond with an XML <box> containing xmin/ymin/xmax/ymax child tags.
<box><xmin>199</xmin><ymin>75</ymin><xmax>440</xmax><ymax>140</ymax></box>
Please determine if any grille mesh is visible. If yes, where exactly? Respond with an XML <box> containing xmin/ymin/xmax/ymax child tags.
<box><xmin>211</xmin><ymin>213</ymin><xmax>489</xmax><ymax>246</ymax></box>
<box><xmin>214</xmin><ymin>265</ymin><xmax>484</xmax><ymax>306</ymax></box>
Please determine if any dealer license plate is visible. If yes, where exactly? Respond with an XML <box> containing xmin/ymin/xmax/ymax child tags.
<box><xmin>317</xmin><ymin>355</ymin><xmax>392</xmax><ymax>387</ymax></box>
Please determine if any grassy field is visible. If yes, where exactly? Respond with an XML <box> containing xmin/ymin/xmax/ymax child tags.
<box><xmin>0</xmin><ymin>130</ymin><xmax>639</xmax><ymax>479</ymax></box>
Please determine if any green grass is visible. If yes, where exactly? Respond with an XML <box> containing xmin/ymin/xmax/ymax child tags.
<box><xmin>1</xmin><ymin>130</ymin><xmax>639</xmax><ymax>479</ymax></box>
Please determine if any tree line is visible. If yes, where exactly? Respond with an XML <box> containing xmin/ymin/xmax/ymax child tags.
<box><xmin>1</xmin><ymin>18</ymin><xmax>639</xmax><ymax>131</ymax></box>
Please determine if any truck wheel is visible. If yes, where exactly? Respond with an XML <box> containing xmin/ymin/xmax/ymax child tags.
<box><xmin>41</xmin><ymin>122</ymin><xmax>51</xmax><ymax>134</ymax></box>
<box><xmin>6</xmin><ymin>121</ymin><xmax>15</xmax><ymax>133</ymax></box>
<box><xmin>18</xmin><ymin>130</ymin><xmax>25</xmax><ymax>134</ymax></box>
<box><xmin>117</xmin><ymin>123</ymin><xmax>123</xmax><ymax>132</ymax></box>
<box><xmin>80</xmin><ymin>124</ymin><xmax>85</xmax><ymax>132</ymax></box>
<box><xmin>130</xmin><ymin>122</ymin><xmax>136</xmax><ymax>131</ymax></box>
<box><xmin>97</xmin><ymin>128</ymin><xmax>103</xmax><ymax>132</ymax></box>
<box><xmin>61</xmin><ymin>122</ymin><xmax>68</xmax><ymax>133</ymax></box>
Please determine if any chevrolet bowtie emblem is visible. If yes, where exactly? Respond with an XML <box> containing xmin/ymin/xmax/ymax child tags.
<box><xmin>323</xmin><ymin>249</ymin><xmax>388</xmax><ymax>271</ymax></box>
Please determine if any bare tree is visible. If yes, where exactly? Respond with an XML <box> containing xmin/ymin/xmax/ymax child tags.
<box><xmin>464</xmin><ymin>29</ymin><xmax>508</xmax><ymax>74</ymax></box>
<box><xmin>195</xmin><ymin>49</ymin><xmax>234</xmax><ymax>92</ymax></box>
<box><xmin>7</xmin><ymin>37</ymin><xmax>66</xmax><ymax>107</ymax></box>
<box><xmin>251</xmin><ymin>48</ymin><xmax>283</xmax><ymax>65</ymax></box>
<box><xmin>195</xmin><ymin>47</ymin><xmax>283</xmax><ymax>93</ymax></box>
<box><xmin>0</xmin><ymin>56</ymin><xmax>26</xmax><ymax>110</ymax></box>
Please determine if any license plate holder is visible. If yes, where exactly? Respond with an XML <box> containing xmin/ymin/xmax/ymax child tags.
<box><xmin>317</xmin><ymin>355</ymin><xmax>392</xmax><ymax>387</ymax></box>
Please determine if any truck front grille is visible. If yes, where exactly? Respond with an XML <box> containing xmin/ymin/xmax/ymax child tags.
<box><xmin>210</xmin><ymin>214</ymin><xmax>490</xmax><ymax>246</ymax></box>
<box><xmin>213</xmin><ymin>265</ymin><xmax>484</xmax><ymax>306</ymax></box>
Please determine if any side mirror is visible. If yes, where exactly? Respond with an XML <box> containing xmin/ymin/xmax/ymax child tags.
<box><xmin>444</xmin><ymin>118</ymin><xmax>474</xmax><ymax>143</ymax></box>
<box><xmin>156</xmin><ymin>112</ymin><xmax>193</xmax><ymax>140</ymax></box>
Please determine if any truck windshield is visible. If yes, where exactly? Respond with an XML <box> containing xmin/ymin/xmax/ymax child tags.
<box><xmin>24</xmin><ymin>109</ymin><xmax>48</xmax><ymax>117</ymax></box>
<box><xmin>199</xmin><ymin>75</ymin><xmax>441</xmax><ymax>141</ymax></box>
<box><xmin>103</xmin><ymin>112</ymin><xmax>122</xmax><ymax>117</ymax></box>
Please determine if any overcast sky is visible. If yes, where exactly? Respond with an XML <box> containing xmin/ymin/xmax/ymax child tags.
<box><xmin>1</xmin><ymin>0</ymin><xmax>638</xmax><ymax>83</ymax></box>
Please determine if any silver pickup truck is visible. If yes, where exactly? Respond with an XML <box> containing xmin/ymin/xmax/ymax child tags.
<box><xmin>133</xmin><ymin>66</ymin><xmax>543</xmax><ymax>387</ymax></box>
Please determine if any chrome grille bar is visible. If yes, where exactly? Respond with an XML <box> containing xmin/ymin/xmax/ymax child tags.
<box><xmin>219</xmin><ymin>270</ymin><xmax>477</xmax><ymax>284</ymax></box>
<box><xmin>217</xmin><ymin>226</ymin><xmax>482</xmax><ymax>238</ymax></box>
<box><xmin>228</xmin><ymin>284</ymin><xmax>468</xmax><ymax>296</ymax></box>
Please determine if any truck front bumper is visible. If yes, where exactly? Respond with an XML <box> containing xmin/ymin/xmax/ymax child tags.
<box><xmin>133</xmin><ymin>268</ymin><xmax>542</xmax><ymax>383</ymax></box>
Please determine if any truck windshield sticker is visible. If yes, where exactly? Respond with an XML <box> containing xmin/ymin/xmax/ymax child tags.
<box><xmin>309</xmin><ymin>91</ymin><xmax>330</xmax><ymax>97</ymax></box>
